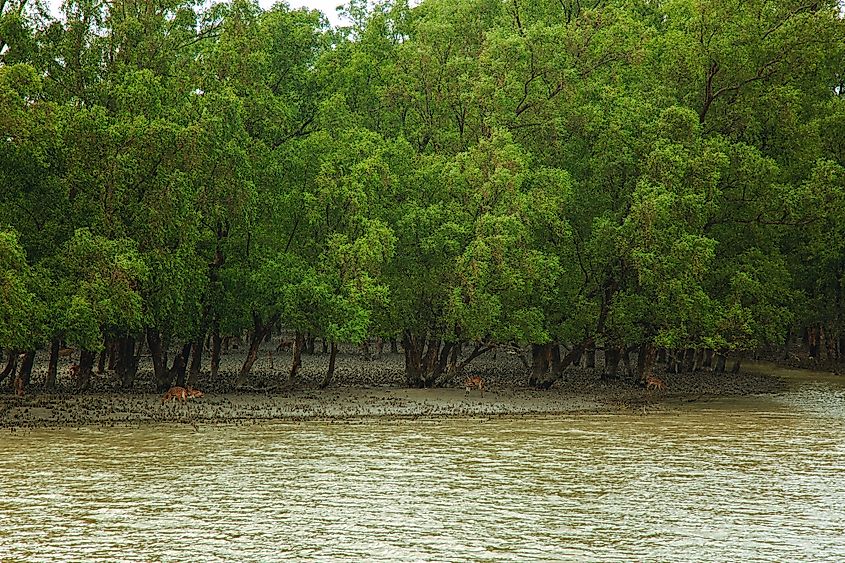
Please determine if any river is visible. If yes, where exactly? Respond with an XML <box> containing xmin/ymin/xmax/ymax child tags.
<box><xmin>1</xmin><ymin>365</ymin><xmax>843</xmax><ymax>562</ymax></box>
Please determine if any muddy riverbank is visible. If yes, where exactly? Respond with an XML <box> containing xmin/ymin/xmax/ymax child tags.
<box><xmin>0</xmin><ymin>347</ymin><xmax>788</xmax><ymax>428</ymax></box>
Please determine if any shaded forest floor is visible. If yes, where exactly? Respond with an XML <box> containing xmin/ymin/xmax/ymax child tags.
<box><xmin>0</xmin><ymin>343</ymin><xmax>788</xmax><ymax>428</ymax></box>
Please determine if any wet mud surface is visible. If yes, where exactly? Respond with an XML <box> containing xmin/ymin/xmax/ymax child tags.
<box><xmin>0</xmin><ymin>346</ymin><xmax>788</xmax><ymax>428</ymax></box>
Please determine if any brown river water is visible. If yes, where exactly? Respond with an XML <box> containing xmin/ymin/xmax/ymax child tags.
<box><xmin>1</xmin><ymin>365</ymin><xmax>844</xmax><ymax>562</ymax></box>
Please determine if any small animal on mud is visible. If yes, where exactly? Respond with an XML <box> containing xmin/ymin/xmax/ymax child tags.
<box><xmin>464</xmin><ymin>376</ymin><xmax>485</xmax><ymax>397</ymax></box>
<box><xmin>645</xmin><ymin>375</ymin><xmax>667</xmax><ymax>392</ymax></box>
<box><xmin>68</xmin><ymin>363</ymin><xmax>80</xmax><ymax>380</ymax></box>
<box><xmin>162</xmin><ymin>386</ymin><xmax>204</xmax><ymax>403</ymax></box>
<box><xmin>162</xmin><ymin>386</ymin><xmax>188</xmax><ymax>403</ymax></box>
<box><xmin>14</xmin><ymin>374</ymin><xmax>24</xmax><ymax>397</ymax></box>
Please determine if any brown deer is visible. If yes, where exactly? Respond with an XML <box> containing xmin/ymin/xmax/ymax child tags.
<box><xmin>161</xmin><ymin>386</ymin><xmax>189</xmax><ymax>403</ymax></box>
<box><xmin>464</xmin><ymin>376</ymin><xmax>485</xmax><ymax>397</ymax></box>
<box><xmin>58</xmin><ymin>347</ymin><xmax>75</xmax><ymax>358</ymax></box>
<box><xmin>162</xmin><ymin>386</ymin><xmax>204</xmax><ymax>403</ymax></box>
<box><xmin>645</xmin><ymin>375</ymin><xmax>667</xmax><ymax>392</ymax></box>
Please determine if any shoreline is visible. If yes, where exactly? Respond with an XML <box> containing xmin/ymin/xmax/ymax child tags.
<box><xmin>0</xmin><ymin>386</ymin><xmax>765</xmax><ymax>430</ymax></box>
<box><xmin>1</xmin><ymin>349</ymin><xmax>791</xmax><ymax>429</ymax></box>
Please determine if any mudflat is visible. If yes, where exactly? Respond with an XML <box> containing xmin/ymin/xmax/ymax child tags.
<box><xmin>0</xmin><ymin>348</ymin><xmax>787</xmax><ymax>429</ymax></box>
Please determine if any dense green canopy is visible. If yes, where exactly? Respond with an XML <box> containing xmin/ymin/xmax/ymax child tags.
<box><xmin>1</xmin><ymin>0</ymin><xmax>844</xmax><ymax>389</ymax></box>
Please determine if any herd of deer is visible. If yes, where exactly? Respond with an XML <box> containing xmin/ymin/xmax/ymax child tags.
<box><xmin>156</xmin><ymin>375</ymin><xmax>662</xmax><ymax>401</ymax></box>
<box><xmin>8</xmin><ymin>345</ymin><xmax>667</xmax><ymax>398</ymax></box>
<box><xmin>463</xmin><ymin>374</ymin><xmax>668</xmax><ymax>396</ymax></box>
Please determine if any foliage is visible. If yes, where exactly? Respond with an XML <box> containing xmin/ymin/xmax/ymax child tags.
<box><xmin>1</xmin><ymin>0</ymin><xmax>844</xmax><ymax>386</ymax></box>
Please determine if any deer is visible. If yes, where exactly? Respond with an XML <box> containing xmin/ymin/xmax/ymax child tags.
<box><xmin>162</xmin><ymin>386</ymin><xmax>205</xmax><ymax>403</ymax></box>
<box><xmin>645</xmin><ymin>375</ymin><xmax>667</xmax><ymax>392</ymax></box>
<box><xmin>161</xmin><ymin>386</ymin><xmax>188</xmax><ymax>403</ymax></box>
<box><xmin>464</xmin><ymin>376</ymin><xmax>485</xmax><ymax>397</ymax></box>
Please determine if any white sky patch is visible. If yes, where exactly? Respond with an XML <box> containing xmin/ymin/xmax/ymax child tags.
<box><xmin>280</xmin><ymin>0</ymin><xmax>347</xmax><ymax>26</ymax></box>
<box><xmin>46</xmin><ymin>0</ymin><xmax>349</xmax><ymax>27</ymax></box>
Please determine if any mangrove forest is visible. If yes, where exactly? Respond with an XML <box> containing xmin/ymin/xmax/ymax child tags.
<box><xmin>2</xmin><ymin>0</ymin><xmax>845</xmax><ymax>393</ymax></box>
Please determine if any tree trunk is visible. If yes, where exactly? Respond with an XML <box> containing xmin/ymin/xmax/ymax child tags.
<box><xmin>401</xmin><ymin>335</ymin><xmax>463</xmax><ymax>388</ymax></box>
<box><xmin>116</xmin><ymin>335</ymin><xmax>139</xmax><ymax>389</ymax></box>
<box><xmin>46</xmin><ymin>339</ymin><xmax>60</xmax><ymax>390</ymax></box>
<box><xmin>188</xmin><ymin>337</ymin><xmax>203</xmax><ymax>387</ymax></box>
<box><xmin>571</xmin><ymin>346</ymin><xmax>584</xmax><ymax>368</ymax></box>
<box><xmin>823</xmin><ymin>325</ymin><xmax>836</xmax><ymax>368</ymax></box>
<box><xmin>714</xmin><ymin>352</ymin><xmax>727</xmax><ymax>374</ymax></box>
<box><xmin>529</xmin><ymin>344</ymin><xmax>550</xmax><ymax>387</ymax></box>
<box><xmin>731</xmin><ymin>355</ymin><xmax>743</xmax><ymax>374</ymax></box>
<box><xmin>623</xmin><ymin>347</ymin><xmax>634</xmax><ymax>378</ymax></box>
<box><xmin>97</xmin><ymin>341</ymin><xmax>107</xmax><ymax>374</ymax></box>
<box><xmin>636</xmin><ymin>343</ymin><xmax>648</xmax><ymax>380</ymax></box>
<box><xmin>585</xmin><ymin>345</ymin><xmax>596</xmax><ymax>369</ymax></box>
<box><xmin>403</xmin><ymin>333</ymin><xmax>420</xmax><ymax>386</ymax></box>
<box><xmin>210</xmin><ymin>324</ymin><xmax>222</xmax><ymax>379</ymax></box>
<box><xmin>667</xmin><ymin>349</ymin><xmax>682</xmax><ymax>374</ymax></box>
<box><xmin>435</xmin><ymin>342</ymin><xmax>454</xmax><ymax>378</ymax></box>
<box><xmin>808</xmin><ymin>326</ymin><xmax>819</xmax><ymax>359</ymax></box>
<box><xmin>692</xmin><ymin>349</ymin><xmax>704</xmax><ymax>372</ymax></box>
<box><xmin>77</xmin><ymin>350</ymin><xmax>96</xmax><ymax>390</ymax></box>
<box><xmin>0</xmin><ymin>350</ymin><xmax>16</xmax><ymax>385</ymax></box>
<box><xmin>445</xmin><ymin>342</ymin><xmax>493</xmax><ymax>386</ymax></box>
<box><xmin>447</xmin><ymin>341</ymin><xmax>461</xmax><ymax>375</ymax></box>
<box><xmin>683</xmin><ymin>348</ymin><xmax>695</xmax><ymax>372</ymax></box>
<box><xmin>306</xmin><ymin>334</ymin><xmax>316</xmax><ymax>355</ymax></box>
<box><xmin>550</xmin><ymin>343</ymin><xmax>562</xmax><ymax>376</ymax></box>
<box><xmin>18</xmin><ymin>350</ymin><xmax>35</xmax><ymax>392</ymax></box>
<box><xmin>289</xmin><ymin>331</ymin><xmax>305</xmax><ymax>383</ymax></box>
<box><xmin>421</xmin><ymin>338</ymin><xmax>439</xmax><ymax>386</ymax></box>
<box><xmin>837</xmin><ymin>337</ymin><xmax>844</xmax><ymax>374</ymax></box>
<box><xmin>423</xmin><ymin>338</ymin><xmax>440</xmax><ymax>379</ymax></box>
<box><xmin>403</xmin><ymin>333</ymin><xmax>427</xmax><ymax>387</ymax></box>
<box><xmin>147</xmin><ymin>329</ymin><xmax>170</xmax><ymax>391</ymax></box>
<box><xmin>603</xmin><ymin>346</ymin><xmax>621</xmax><ymax>380</ymax></box>
<box><xmin>703</xmin><ymin>349</ymin><xmax>714</xmax><ymax>369</ymax></box>
<box><xmin>319</xmin><ymin>341</ymin><xmax>338</xmax><ymax>389</ymax></box>
<box><xmin>534</xmin><ymin>341</ymin><xmax>583</xmax><ymax>390</ymax></box>
<box><xmin>236</xmin><ymin>314</ymin><xmax>279</xmax><ymax>387</ymax></box>
<box><xmin>171</xmin><ymin>342</ymin><xmax>193</xmax><ymax>387</ymax></box>
<box><xmin>637</xmin><ymin>343</ymin><xmax>656</xmax><ymax>383</ymax></box>
<box><xmin>107</xmin><ymin>339</ymin><xmax>117</xmax><ymax>371</ymax></box>
<box><xmin>656</xmin><ymin>347</ymin><xmax>667</xmax><ymax>365</ymax></box>
<box><xmin>238</xmin><ymin>336</ymin><xmax>261</xmax><ymax>383</ymax></box>
<box><xmin>782</xmin><ymin>327</ymin><xmax>792</xmax><ymax>361</ymax></box>
<box><xmin>390</xmin><ymin>338</ymin><xmax>398</xmax><ymax>354</ymax></box>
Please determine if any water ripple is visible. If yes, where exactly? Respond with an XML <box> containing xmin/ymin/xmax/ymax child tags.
<box><xmin>1</xmin><ymin>381</ymin><xmax>844</xmax><ymax>561</ymax></box>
